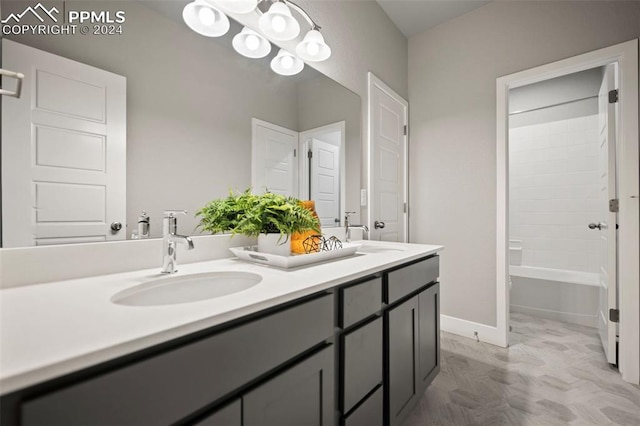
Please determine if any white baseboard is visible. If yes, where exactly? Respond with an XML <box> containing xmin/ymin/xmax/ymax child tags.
<box><xmin>440</xmin><ymin>315</ymin><xmax>506</xmax><ymax>347</ymax></box>
<box><xmin>510</xmin><ymin>304</ymin><xmax>597</xmax><ymax>328</ymax></box>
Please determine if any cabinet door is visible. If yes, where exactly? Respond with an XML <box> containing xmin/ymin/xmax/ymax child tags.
<box><xmin>386</xmin><ymin>296</ymin><xmax>418</xmax><ymax>426</ymax></box>
<box><xmin>243</xmin><ymin>346</ymin><xmax>334</xmax><ymax>426</ymax></box>
<box><xmin>195</xmin><ymin>399</ymin><xmax>241</xmax><ymax>426</ymax></box>
<box><xmin>418</xmin><ymin>283</ymin><xmax>440</xmax><ymax>393</ymax></box>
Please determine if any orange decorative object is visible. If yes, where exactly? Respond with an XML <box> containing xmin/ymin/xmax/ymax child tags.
<box><xmin>291</xmin><ymin>200</ymin><xmax>321</xmax><ymax>254</ymax></box>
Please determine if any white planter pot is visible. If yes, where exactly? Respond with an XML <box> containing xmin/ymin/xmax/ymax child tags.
<box><xmin>258</xmin><ymin>233</ymin><xmax>291</xmax><ymax>256</ymax></box>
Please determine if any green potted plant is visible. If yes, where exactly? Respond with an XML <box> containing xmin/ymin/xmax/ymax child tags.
<box><xmin>196</xmin><ymin>190</ymin><xmax>320</xmax><ymax>256</ymax></box>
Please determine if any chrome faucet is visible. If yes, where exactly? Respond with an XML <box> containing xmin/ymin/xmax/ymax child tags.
<box><xmin>161</xmin><ymin>210</ymin><xmax>194</xmax><ymax>274</ymax></box>
<box><xmin>344</xmin><ymin>211</ymin><xmax>369</xmax><ymax>242</ymax></box>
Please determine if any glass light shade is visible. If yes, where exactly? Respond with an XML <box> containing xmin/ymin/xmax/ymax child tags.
<box><xmin>232</xmin><ymin>27</ymin><xmax>271</xmax><ymax>58</ymax></box>
<box><xmin>270</xmin><ymin>49</ymin><xmax>304</xmax><ymax>76</ymax></box>
<box><xmin>295</xmin><ymin>29</ymin><xmax>331</xmax><ymax>62</ymax></box>
<box><xmin>217</xmin><ymin>0</ymin><xmax>258</xmax><ymax>14</ymax></box>
<box><xmin>258</xmin><ymin>2</ymin><xmax>300</xmax><ymax>41</ymax></box>
<box><xmin>183</xmin><ymin>0</ymin><xmax>230</xmax><ymax>37</ymax></box>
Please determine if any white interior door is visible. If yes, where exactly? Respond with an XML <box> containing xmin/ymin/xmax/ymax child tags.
<box><xmin>595</xmin><ymin>64</ymin><xmax>618</xmax><ymax>364</ymax></box>
<box><xmin>251</xmin><ymin>118</ymin><xmax>298</xmax><ymax>197</ymax></box>
<box><xmin>310</xmin><ymin>139</ymin><xmax>340</xmax><ymax>227</ymax></box>
<box><xmin>1</xmin><ymin>39</ymin><xmax>126</xmax><ymax>247</ymax></box>
<box><xmin>368</xmin><ymin>73</ymin><xmax>408</xmax><ymax>242</ymax></box>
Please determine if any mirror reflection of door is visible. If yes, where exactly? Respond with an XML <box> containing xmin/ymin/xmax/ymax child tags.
<box><xmin>252</xmin><ymin>119</ymin><xmax>344</xmax><ymax>228</ymax></box>
<box><xmin>1</xmin><ymin>40</ymin><xmax>126</xmax><ymax>248</ymax></box>
<box><xmin>251</xmin><ymin>118</ymin><xmax>299</xmax><ymax>197</ymax></box>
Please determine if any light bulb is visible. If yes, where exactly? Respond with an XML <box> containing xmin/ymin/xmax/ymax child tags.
<box><xmin>271</xmin><ymin>15</ymin><xmax>286</xmax><ymax>33</ymax></box>
<box><xmin>245</xmin><ymin>34</ymin><xmax>259</xmax><ymax>51</ymax></box>
<box><xmin>281</xmin><ymin>55</ymin><xmax>294</xmax><ymax>69</ymax></box>
<box><xmin>306</xmin><ymin>42</ymin><xmax>319</xmax><ymax>56</ymax></box>
<box><xmin>198</xmin><ymin>7</ymin><xmax>216</xmax><ymax>26</ymax></box>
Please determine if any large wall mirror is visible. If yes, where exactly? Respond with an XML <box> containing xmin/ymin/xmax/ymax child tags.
<box><xmin>0</xmin><ymin>0</ymin><xmax>361</xmax><ymax>247</ymax></box>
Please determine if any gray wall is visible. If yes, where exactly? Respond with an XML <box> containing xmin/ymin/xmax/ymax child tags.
<box><xmin>408</xmin><ymin>0</ymin><xmax>640</xmax><ymax>327</ymax></box>
<box><xmin>293</xmin><ymin>0</ymin><xmax>408</xmax><ymax>100</ymax></box>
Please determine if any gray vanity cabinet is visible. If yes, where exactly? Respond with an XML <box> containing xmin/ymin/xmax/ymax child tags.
<box><xmin>17</xmin><ymin>294</ymin><xmax>334</xmax><ymax>426</ymax></box>
<box><xmin>244</xmin><ymin>346</ymin><xmax>334</xmax><ymax>426</ymax></box>
<box><xmin>338</xmin><ymin>276</ymin><xmax>384</xmax><ymax>426</ymax></box>
<box><xmin>418</xmin><ymin>283</ymin><xmax>440</xmax><ymax>393</ymax></box>
<box><xmin>195</xmin><ymin>399</ymin><xmax>241</xmax><ymax>426</ymax></box>
<box><xmin>387</xmin><ymin>295</ymin><xmax>419</xmax><ymax>426</ymax></box>
<box><xmin>2</xmin><ymin>254</ymin><xmax>441</xmax><ymax>426</ymax></box>
<box><xmin>386</xmin><ymin>256</ymin><xmax>440</xmax><ymax>426</ymax></box>
<box><xmin>195</xmin><ymin>346</ymin><xmax>334</xmax><ymax>426</ymax></box>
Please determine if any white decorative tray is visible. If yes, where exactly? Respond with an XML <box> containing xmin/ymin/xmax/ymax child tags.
<box><xmin>229</xmin><ymin>243</ymin><xmax>361</xmax><ymax>269</ymax></box>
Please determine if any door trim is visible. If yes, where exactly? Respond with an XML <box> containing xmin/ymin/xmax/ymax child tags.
<box><xmin>496</xmin><ymin>39</ymin><xmax>639</xmax><ymax>383</ymax></box>
<box><xmin>367</xmin><ymin>72</ymin><xmax>409</xmax><ymax>242</ymax></box>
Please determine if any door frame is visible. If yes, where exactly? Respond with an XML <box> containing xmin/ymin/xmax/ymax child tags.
<box><xmin>367</xmin><ymin>72</ymin><xmax>409</xmax><ymax>242</ymax></box>
<box><xmin>496</xmin><ymin>39</ymin><xmax>639</xmax><ymax>383</ymax></box>
<box><xmin>299</xmin><ymin>121</ymin><xmax>346</xmax><ymax>228</ymax></box>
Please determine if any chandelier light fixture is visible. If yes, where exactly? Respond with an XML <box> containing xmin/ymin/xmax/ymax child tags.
<box><xmin>233</xmin><ymin>27</ymin><xmax>272</xmax><ymax>58</ymax></box>
<box><xmin>295</xmin><ymin>29</ymin><xmax>331</xmax><ymax>62</ymax></box>
<box><xmin>270</xmin><ymin>49</ymin><xmax>304</xmax><ymax>76</ymax></box>
<box><xmin>182</xmin><ymin>0</ymin><xmax>230</xmax><ymax>37</ymax></box>
<box><xmin>258</xmin><ymin>2</ymin><xmax>300</xmax><ymax>41</ymax></box>
<box><xmin>217</xmin><ymin>0</ymin><xmax>258</xmax><ymax>14</ymax></box>
<box><xmin>182</xmin><ymin>0</ymin><xmax>331</xmax><ymax>76</ymax></box>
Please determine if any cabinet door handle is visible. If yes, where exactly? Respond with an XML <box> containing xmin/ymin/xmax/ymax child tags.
<box><xmin>374</xmin><ymin>221</ymin><xmax>385</xmax><ymax>229</ymax></box>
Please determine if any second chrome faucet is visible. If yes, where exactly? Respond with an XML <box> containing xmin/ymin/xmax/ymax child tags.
<box><xmin>344</xmin><ymin>211</ymin><xmax>369</xmax><ymax>242</ymax></box>
<box><xmin>161</xmin><ymin>210</ymin><xmax>194</xmax><ymax>274</ymax></box>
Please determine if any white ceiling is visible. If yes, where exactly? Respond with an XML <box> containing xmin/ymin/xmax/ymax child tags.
<box><xmin>376</xmin><ymin>0</ymin><xmax>492</xmax><ymax>38</ymax></box>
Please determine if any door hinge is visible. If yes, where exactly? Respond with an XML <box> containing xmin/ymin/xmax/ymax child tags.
<box><xmin>307</xmin><ymin>149</ymin><xmax>312</xmax><ymax>159</ymax></box>
<box><xmin>609</xmin><ymin>199</ymin><xmax>619</xmax><ymax>213</ymax></box>
<box><xmin>610</xmin><ymin>308</ymin><xmax>620</xmax><ymax>323</ymax></box>
<box><xmin>609</xmin><ymin>89</ymin><xmax>619</xmax><ymax>104</ymax></box>
<box><xmin>403</xmin><ymin>202</ymin><xmax>407</xmax><ymax>213</ymax></box>
<box><xmin>293</xmin><ymin>149</ymin><xmax>296</xmax><ymax>157</ymax></box>
<box><xmin>403</xmin><ymin>125</ymin><xmax>407</xmax><ymax>136</ymax></box>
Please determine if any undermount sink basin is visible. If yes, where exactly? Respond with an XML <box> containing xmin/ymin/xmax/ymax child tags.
<box><xmin>111</xmin><ymin>272</ymin><xmax>262</xmax><ymax>307</ymax></box>
<box><xmin>357</xmin><ymin>245</ymin><xmax>404</xmax><ymax>254</ymax></box>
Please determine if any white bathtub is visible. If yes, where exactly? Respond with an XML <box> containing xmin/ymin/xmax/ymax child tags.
<box><xmin>509</xmin><ymin>266</ymin><xmax>599</xmax><ymax>328</ymax></box>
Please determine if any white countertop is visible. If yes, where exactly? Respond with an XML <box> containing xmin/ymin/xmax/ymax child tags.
<box><xmin>0</xmin><ymin>241</ymin><xmax>442</xmax><ymax>395</ymax></box>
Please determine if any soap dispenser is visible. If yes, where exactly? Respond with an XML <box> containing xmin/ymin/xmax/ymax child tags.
<box><xmin>132</xmin><ymin>210</ymin><xmax>150</xmax><ymax>239</ymax></box>
<box><xmin>138</xmin><ymin>210</ymin><xmax>150</xmax><ymax>238</ymax></box>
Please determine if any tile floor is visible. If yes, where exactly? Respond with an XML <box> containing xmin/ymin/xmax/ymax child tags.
<box><xmin>404</xmin><ymin>312</ymin><xmax>640</xmax><ymax>425</ymax></box>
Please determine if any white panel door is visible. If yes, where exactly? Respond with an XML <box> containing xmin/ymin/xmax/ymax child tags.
<box><xmin>251</xmin><ymin>119</ymin><xmax>298</xmax><ymax>197</ymax></box>
<box><xmin>595</xmin><ymin>64</ymin><xmax>618</xmax><ymax>364</ymax></box>
<box><xmin>1</xmin><ymin>39</ymin><xmax>126</xmax><ymax>247</ymax></box>
<box><xmin>369</xmin><ymin>73</ymin><xmax>408</xmax><ymax>242</ymax></box>
<box><xmin>310</xmin><ymin>139</ymin><xmax>340</xmax><ymax>227</ymax></box>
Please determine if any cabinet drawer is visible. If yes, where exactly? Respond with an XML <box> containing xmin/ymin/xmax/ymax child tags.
<box><xmin>340</xmin><ymin>276</ymin><xmax>382</xmax><ymax>328</ymax></box>
<box><xmin>387</xmin><ymin>256</ymin><xmax>439</xmax><ymax>304</ymax></box>
<box><xmin>344</xmin><ymin>386</ymin><xmax>383</xmax><ymax>426</ymax></box>
<box><xmin>342</xmin><ymin>317</ymin><xmax>382</xmax><ymax>413</ymax></box>
<box><xmin>22</xmin><ymin>294</ymin><xmax>334</xmax><ymax>426</ymax></box>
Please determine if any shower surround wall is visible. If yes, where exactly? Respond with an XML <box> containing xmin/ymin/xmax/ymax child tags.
<box><xmin>509</xmin><ymin>114</ymin><xmax>600</xmax><ymax>327</ymax></box>
<box><xmin>509</xmin><ymin>114</ymin><xmax>600</xmax><ymax>272</ymax></box>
